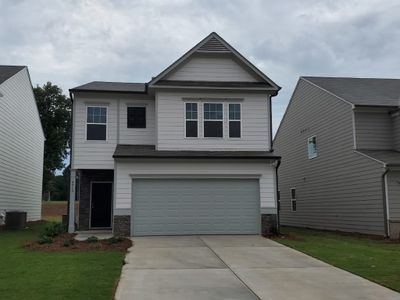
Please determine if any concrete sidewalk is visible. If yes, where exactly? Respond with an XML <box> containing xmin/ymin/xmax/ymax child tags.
<box><xmin>115</xmin><ymin>235</ymin><xmax>400</xmax><ymax>300</ymax></box>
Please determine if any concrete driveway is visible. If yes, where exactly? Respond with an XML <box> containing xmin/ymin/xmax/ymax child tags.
<box><xmin>115</xmin><ymin>235</ymin><xmax>400</xmax><ymax>300</ymax></box>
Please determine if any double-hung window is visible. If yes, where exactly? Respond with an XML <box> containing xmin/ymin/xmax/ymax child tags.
<box><xmin>307</xmin><ymin>136</ymin><xmax>317</xmax><ymax>159</ymax></box>
<box><xmin>127</xmin><ymin>106</ymin><xmax>146</xmax><ymax>128</ymax></box>
<box><xmin>203</xmin><ymin>103</ymin><xmax>223</xmax><ymax>138</ymax></box>
<box><xmin>290</xmin><ymin>188</ymin><xmax>297</xmax><ymax>212</ymax></box>
<box><xmin>86</xmin><ymin>106</ymin><xmax>107</xmax><ymax>140</ymax></box>
<box><xmin>229</xmin><ymin>103</ymin><xmax>241</xmax><ymax>138</ymax></box>
<box><xmin>185</xmin><ymin>103</ymin><xmax>198</xmax><ymax>137</ymax></box>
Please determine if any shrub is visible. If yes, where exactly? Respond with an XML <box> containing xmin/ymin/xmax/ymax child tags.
<box><xmin>42</xmin><ymin>222</ymin><xmax>66</xmax><ymax>238</ymax></box>
<box><xmin>38</xmin><ymin>235</ymin><xmax>53</xmax><ymax>244</ymax></box>
<box><xmin>63</xmin><ymin>238</ymin><xmax>75</xmax><ymax>247</ymax></box>
<box><xmin>86</xmin><ymin>236</ymin><xmax>98</xmax><ymax>243</ymax></box>
<box><xmin>108</xmin><ymin>236</ymin><xmax>124</xmax><ymax>244</ymax></box>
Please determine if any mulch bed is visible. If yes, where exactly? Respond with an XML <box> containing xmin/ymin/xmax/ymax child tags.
<box><xmin>24</xmin><ymin>233</ymin><xmax>132</xmax><ymax>252</ymax></box>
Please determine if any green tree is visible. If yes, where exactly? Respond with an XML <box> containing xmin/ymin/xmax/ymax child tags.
<box><xmin>34</xmin><ymin>82</ymin><xmax>71</xmax><ymax>198</ymax></box>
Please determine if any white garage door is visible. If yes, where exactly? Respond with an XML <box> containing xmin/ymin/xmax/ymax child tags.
<box><xmin>131</xmin><ymin>178</ymin><xmax>260</xmax><ymax>236</ymax></box>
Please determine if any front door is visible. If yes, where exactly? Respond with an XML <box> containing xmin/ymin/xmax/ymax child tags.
<box><xmin>90</xmin><ymin>182</ymin><xmax>112</xmax><ymax>228</ymax></box>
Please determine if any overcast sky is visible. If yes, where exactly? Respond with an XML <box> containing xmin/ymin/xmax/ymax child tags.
<box><xmin>1</xmin><ymin>0</ymin><xmax>399</xmax><ymax>133</ymax></box>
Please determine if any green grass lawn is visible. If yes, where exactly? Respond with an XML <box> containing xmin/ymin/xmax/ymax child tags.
<box><xmin>273</xmin><ymin>226</ymin><xmax>400</xmax><ymax>292</ymax></box>
<box><xmin>0</xmin><ymin>222</ymin><xmax>126</xmax><ymax>300</ymax></box>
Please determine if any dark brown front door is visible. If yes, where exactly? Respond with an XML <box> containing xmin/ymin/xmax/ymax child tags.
<box><xmin>91</xmin><ymin>182</ymin><xmax>112</xmax><ymax>228</ymax></box>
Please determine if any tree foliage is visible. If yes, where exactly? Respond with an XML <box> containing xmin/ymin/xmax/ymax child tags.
<box><xmin>34</xmin><ymin>82</ymin><xmax>71</xmax><ymax>193</ymax></box>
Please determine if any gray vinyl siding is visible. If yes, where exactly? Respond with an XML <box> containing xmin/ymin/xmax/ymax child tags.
<box><xmin>165</xmin><ymin>53</ymin><xmax>261</xmax><ymax>82</ymax></box>
<box><xmin>392</xmin><ymin>113</ymin><xmax>400</xmax><ymax>151</ymax></box>
<box><xmin>354</xmin><ymin>111</ymin><xmax>393</xmax><ymax>150</ymax></box>
<box><xmin>0</xmin><ymin>68</ymin><xmax>44</xmax><ymax>221</ymax></box>
<box><xmin>387</xmin><ymin>171</ymin><xmax>400</xmax><ymax>220</ymax></box>
<box><xmin>274</xmin><ymin>79</ymin><xmax>386</xmax><ymax>235</ymax></box>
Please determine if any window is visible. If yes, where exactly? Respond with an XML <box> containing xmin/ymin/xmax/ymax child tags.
<box><xmin>290</xmin><ymin>188</ymin><xmax>296</xmax><ymax>212</ymax></box>
<box><xmin>87</xmin><ymin>107</ymin><xmax>107</xmax><ymax>140</ymax></box>
<box><xmin>185</xmin><ymin>103</ymin><xmax>198</xmax><ymax>137</ymax></box>
<box><xmin>229</xmin><ymin>103</ymin><xmax>241</xmax><ymax>138</ymax></box>
<box><xmin>204</xmin><ymin>103</ymin><xmax>223</xmax><ymax>137</ymax></box>
<box><xmin>308</xmin><ymin>136</ymin><xmax>317</xmax><ymax>159</ymax></box>
<box><xmin>127</xmin><ymin>107</ymin><xmax>146</xmax><ymax>128</ymax></box>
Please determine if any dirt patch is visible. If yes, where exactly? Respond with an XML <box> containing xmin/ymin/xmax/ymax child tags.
<box><xmin>24</xmin><ymin>233</ymin><xmax>132</xmax><ymax>252</ymax></box>
<box><xmin>42</xmin><ymin>202</ymin><xmax>68</xmax><ymax>218</ymax></box>
<box><xmin>274</xmin><ymin>234</ymin><xmax>306</xmax><ymax>242</ymax></box>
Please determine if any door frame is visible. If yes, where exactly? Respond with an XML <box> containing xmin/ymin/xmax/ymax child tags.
<box><xmin>89</xmin><ymin>181</ymin><xmax>113</xmax><ymax>229</ymax></box>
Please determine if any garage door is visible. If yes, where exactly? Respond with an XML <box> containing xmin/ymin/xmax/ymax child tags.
<box><xmin>132</xmin><ymin>178</ymin><xmax>260</xmax><ymax>236</ymax></box>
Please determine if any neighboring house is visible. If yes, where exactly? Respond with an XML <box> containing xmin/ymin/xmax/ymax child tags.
<box><xmin>0</xmin><ymin>66</ymin><xmax>45</xmax><ymax>222</ymax></box>
<box><xmin>68</xmin><ymin>32</ymin><xmax>281</xmax><ymax>236</ymax></box>
<box><xmin>274</xmin><ymin>76</ymin><xmax>400</xmax><ymax>239</ymax></box>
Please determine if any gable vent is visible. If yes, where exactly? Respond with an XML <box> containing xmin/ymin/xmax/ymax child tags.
<box><xmin>197</xmin><ymin>37</ymin><xmax>230</xmax><ymax>52</ymax></box>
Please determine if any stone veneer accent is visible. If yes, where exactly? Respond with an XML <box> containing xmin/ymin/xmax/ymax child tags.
<box><xmin>78</xmin><ymin>169</ymin><xmax>114</xmax><ymax>230</ymax></box>
<box><xmin>261</xmin><ymin>214</ymin><xmax>278</xmax><ymax>237</ymax></box>
<box><xmin>113</xmin><ymin>215</ymin><xmax>131</xmax><ymax>237</ymax></box>
<box><xmin>389</xmin><ymin>220</ymin><xmax>400</xmax><ymax>240</ymax></box>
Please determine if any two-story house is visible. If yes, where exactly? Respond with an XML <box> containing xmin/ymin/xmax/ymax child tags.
<box><xmin>274</xmin><ymin>76</ymin><xmax>400</xmax><ymax>239</ymax></box>
<box><xmin>68</xmin><ymin>33</ymin><xmax>281</xmax><ymax>237</ymax></box>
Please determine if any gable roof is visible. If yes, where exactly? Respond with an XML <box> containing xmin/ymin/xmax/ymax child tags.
<box><xmin>70</xmin><ymin>81</ymin><xmax>147</xmax><ymax>94</ymax></box>
<box><xmin>0</xmin><ymin>65</ymin><xmax>25</xmax><ymax>85</ymax></box>
<box><xmin>149</xmin><ymin>32</ymin><xmax>280</xmax><ymax>92</ymax></box>
<box><xmin>302</xmin><ymin>76</ymin><xmax>400</xmax><ymax>107</ymax></box>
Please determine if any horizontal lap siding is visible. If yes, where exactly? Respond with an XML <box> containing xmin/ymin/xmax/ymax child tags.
<box><xmin>156</xmin><ymin>90</ymin><xmax>270</xmax><ymax>151</ymax></box>
<box><xmin>274</xmin><ymin>79</ymin><xmax>385</xmax><ymax>235</ymax></box>
<box><xmin>0</xmin><ymin>69</ymin><xmax>44</xmax><ymax>221</ymax></box>
<box><xmin>165</xmin><ymin>54</ymin><xmax>260</xmax><ymax>82</ymax></box>
<box><xmin>355</xmin><ymin>111</ymin><xmax>393</xmax><ymax>150</ymax></box>
<box><xmin>115</xmin><ymin>160</ymin><xmax>276</xmax><ymax>210</ymax></box>
<box><xmin>392</xmin><ymin>114</ymin><xmax>400</xmax><ymax>151</ymax></box>
<box><xmin>388</xmin><ymin>171</ymin><xmax>400</xmax><ymax>220</ymax></box>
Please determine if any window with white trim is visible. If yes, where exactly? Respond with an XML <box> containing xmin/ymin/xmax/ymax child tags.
<box><xmin>185</xmin><ymin>103</ymin><xmax>198</xmax><ymax>137</ymax></box>
<box><xmin>229</xmin><ymin>103</ymin><xmax>241</xmax><ymax>138</ymax></box>
<box><xmin>87</xmin><ymin>106</ymin><xmax>107</xmax><ymax>140</ymax></box>
<box><xmin>290</xmin><ymin>188</ymin><xmax>296</xmax><ymax>212</ymax></box>
<box><xmin>308</xmin><ymin>136</ymin><xmax>317</xmax><ymax>159</ymax></box>
<box><xmin>203</xmin><ymin>103</ymin><xmax>223</xmax><ymax>138</ymax></box>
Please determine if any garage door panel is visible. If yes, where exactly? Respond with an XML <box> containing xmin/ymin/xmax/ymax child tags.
<box><xmin>132</xmin><ymin>179</ymin><xmax>260</xmax><ymax>236</ymax></box>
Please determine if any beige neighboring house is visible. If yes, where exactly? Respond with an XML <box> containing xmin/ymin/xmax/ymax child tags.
<box><xmin>0</xmin><ymin>66</ymin><xmax>45</xmax><ymax>222</ymax></box>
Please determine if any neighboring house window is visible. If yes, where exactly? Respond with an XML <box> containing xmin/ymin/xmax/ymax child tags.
<box><xmin>185</xmin><ymin>103</ymin><xmax>198</xmax><ymax>137</ymax></box>
<box><xmin>204</xmin><ymin>103</ymin><xmax>223</xmax><ymax>138</ymax></box>
<box><xmin>127</xmin><ymin>107</ymin><xmax>146</xmax><ymax>128</ymax></box>
<box><xmin>307</xmin><ymin>136</ymin><xmax>317</xmax><ymax>159</ymax></box>
<box><xmin>229</xmin><ymin>103</ymin><xmax>241</xmax><ymax>138</ymax></box>
<box><xmin>87</xmin><ymin>106</ymin><xmax>107</xmax><ymax>140</ymax></box>
<box><xmin>290</xmin><ymin>188</ymin><xmax>296</xmax><ymax>212</ymax></box>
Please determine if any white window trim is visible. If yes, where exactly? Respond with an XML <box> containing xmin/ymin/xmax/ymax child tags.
<box><xmin>184</xmin><ymin>102</ymin><xmax>199</xmax><ymax>138</ymax></box>
<box><xmin>307</xmin><ymin>135</ymin><xmax>318</xmax><ymax>159</ymax></box>
<box><xmin>290</xmin><ymin>187</ymin><xmax>296</xmax><ymax>212</ymax></box>
<box><xmin>203</xmin><ymin>102</ymin><xmax>224</xmax><ymax>139</ymax></box>
<box><xmin>85</xmin><ymin>105</ymin><xmax>108</xmax><ymax>142</ymax></box>
<box><xmin>127</xmin><ymin>105</ymin><xmax>147</xmax><ymax>130</ymax></box>
<box><xmin>228</xmin><ymin>102</ymin><xmax>242</xmax><ymax>139</ymax></box>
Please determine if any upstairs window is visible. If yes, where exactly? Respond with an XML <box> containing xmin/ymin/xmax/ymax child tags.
<box><xmin>229</xmin><ymin>103</ymin><xmax>241</xmax><ymax>138</ymax></box>
<box><xmin>290</xmin><ymin>188</ymin><xmax>297</xmax><ymax>212</ymax></box>
<box><xmin>127</xmin><ymin>107</ymin><xmax>146</xmax><ymax>128</ymax></box>
<box><xmin>87</xmin><ymin>106</ymin><xmax>107</xmax><ymax>140</ymax></box>
<box><xmin>185</xmin><ymin>103</ymin><xmax>198</xmax><ymax>137</ymax></box>
<box><xmin>204</xmin><ymin>103</ymin><xmax>223</xmax><ymax>138</ymax></box>
<box><xmin>308</xmin><ymin>136</ymin><xmax>317</xmax><ymax>159</ymax></box>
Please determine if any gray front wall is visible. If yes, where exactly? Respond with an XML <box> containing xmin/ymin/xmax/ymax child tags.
<box><xmin>131</xmin><ymin>178</ymin><xmax>260</xmax><ymax>236</ymax></box>
<box><xmin>274</xmin><ymin>79</ymin><xmax>386</xmax><ymax>236</ymax></box>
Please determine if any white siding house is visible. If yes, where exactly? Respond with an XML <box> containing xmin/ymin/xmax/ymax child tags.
<box><xmin>69</xmin><ymin>33</ymin><xmax>281</xmax><ymax>236</ymax></box>
<box><xmin>0</xmin><ymin>66</ymin><xmax>44</xmax><ymax>221</ymax></box>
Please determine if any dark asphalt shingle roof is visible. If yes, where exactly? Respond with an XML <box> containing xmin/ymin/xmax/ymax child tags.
<box><xmin>0</xmin><ymin>65</ymin><xmax>25</xmax><ymax>84</ymax></box>
<box><xmin>70</xmin><ymin>81</ymin><xmax>146</xmax><ymax>93</ymax></box>
<box><xmin>113</xmin><ymin>144</ymin><xmax>280</xmax><ymax>160</ymax></box>
<box><xmin>357</xmin><ymin>150</ymin><xmax>400</xmax><ymax>166</ymax></box>
<box><xmin>302</xmin><ymin>76</ymin><xmax>400</xmax><ymax>107</ymax></box>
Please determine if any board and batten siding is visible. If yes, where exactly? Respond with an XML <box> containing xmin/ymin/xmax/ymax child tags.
<box><xmin>114</xmin><ymin>159</ymin><xmax>276</xmax><ymax>212</ymax></box>
<box><xmin>392</xmin><ymin>113</ymin><xmax>400</xmax><ymax>151</ymax></box>
<box><xmin>274</xmin><ymin>79</ymin><xmax>386</xmax><ymax>235</ymax></box>
<box><xmin>155</xmin><ymin>90</ymin><xmax>271</xmax><ymax>151</ymax></box>
<box><xmin>0</xmin><ymin>68</ymin><xmax>44</xmax><ymax>221</ymax></box>
<box><xmin>387</xmin><ymin>171</ymin><xmax>400</xmax><ymax>220</ymax></box>
<box><xmin>72</xmin><ymin>93</ymin><xmax>155</xmax><ymax>169</ymax></box>
<box><xmin>165</xmin><ymin>53</ymin><xmax>261</xmax><ymax>82</ymax></box>
<box><xmin>354</xmin><ymin>110</ymin><xmax>393</xmax><ymax>150</ymax></box>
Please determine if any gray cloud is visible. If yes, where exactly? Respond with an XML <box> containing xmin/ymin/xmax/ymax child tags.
<box><xmin>1</xmin><ymin>0</ymin><xmax>399</xmax><ymax>132</ymax></box>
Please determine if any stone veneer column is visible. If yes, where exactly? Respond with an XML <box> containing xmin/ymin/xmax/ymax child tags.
<box><xmin>261</xmin><ymin>214</ymin><xmax>278</xmax><ymax>237</ymax></box>
<box><xmin>113</xmin><ymin>215</ymin><xmax>131</xmax><ymax>237</ymax></box>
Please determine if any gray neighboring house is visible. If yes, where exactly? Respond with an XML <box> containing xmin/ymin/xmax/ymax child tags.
<box><xmin>274</xmin><ymin>76</ymin><xmax>400</xmax><ymax>239</ymax></box>
<box><xmin>68</xmin><ymin>32</ymin><xmax>281</xmax><ymax>237</ymax></box>
<box><xmin>0</xmin><ymin>66</ymin><xmax>45</xmax><ymax>222</ymax></box>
